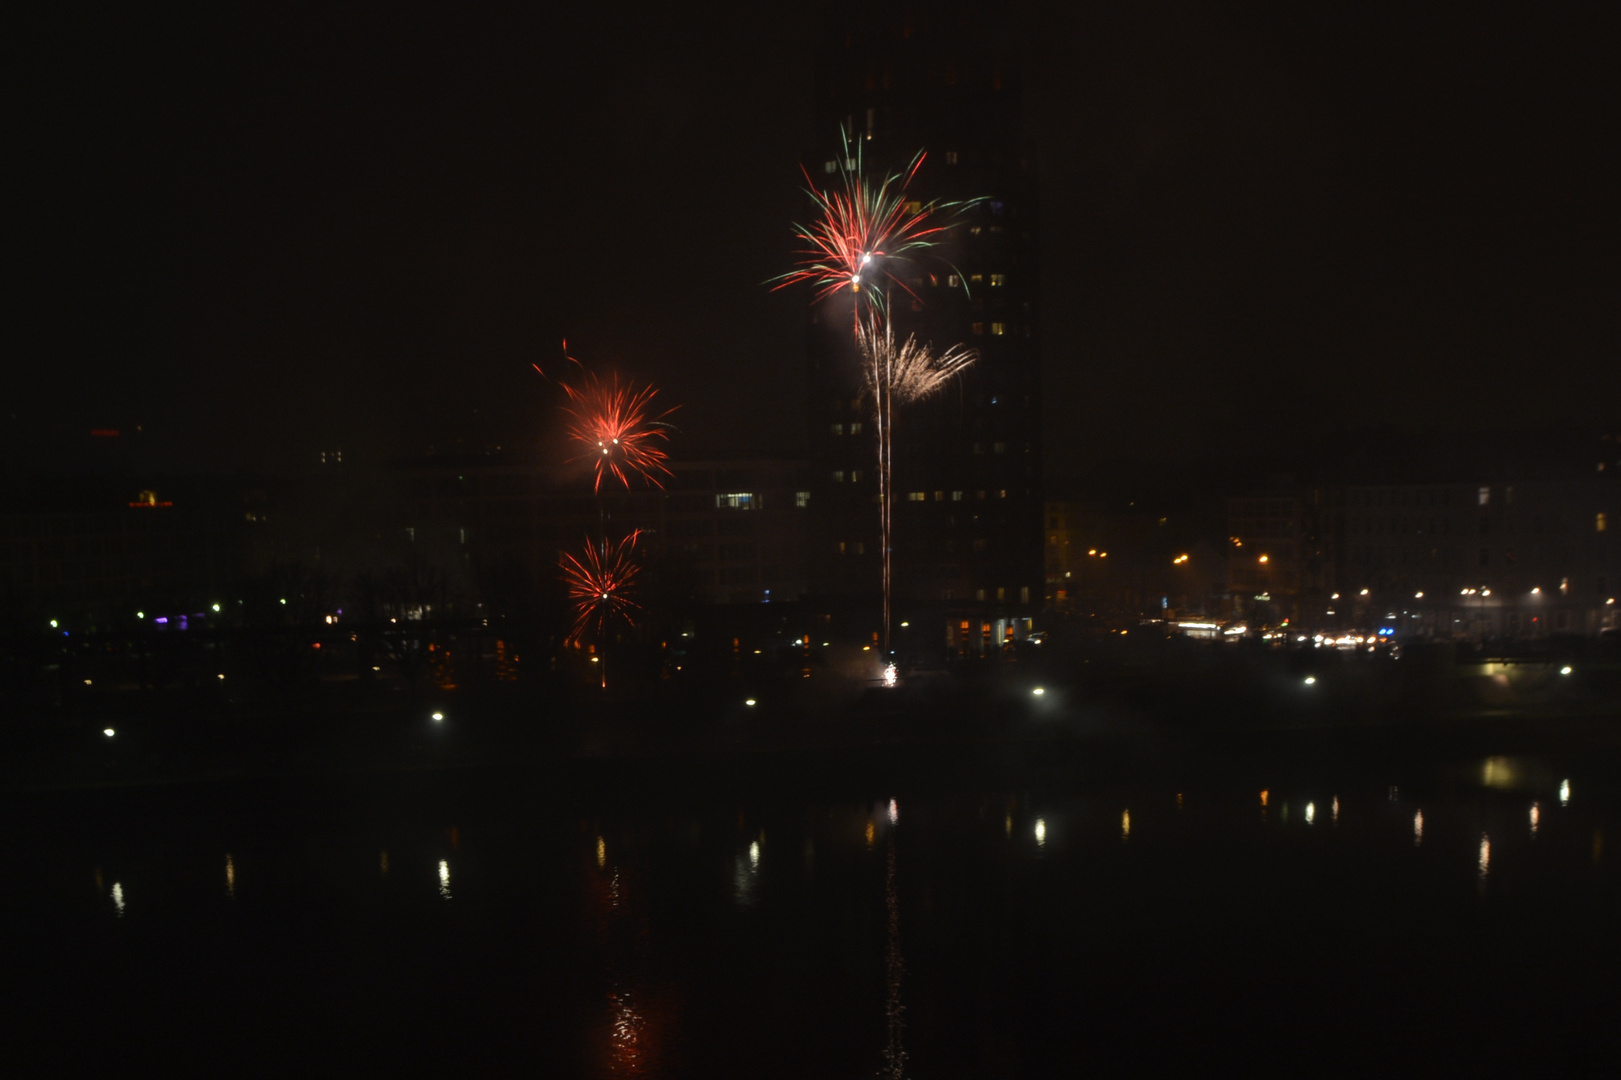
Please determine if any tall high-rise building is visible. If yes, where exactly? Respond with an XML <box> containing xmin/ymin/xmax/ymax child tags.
<box><xmin>804</xmin><ymin>2</ymin><xmax>1042</xmax><ymax>658</ymax></box>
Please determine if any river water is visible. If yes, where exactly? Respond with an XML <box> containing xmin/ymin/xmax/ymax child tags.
<box><xmin>9</xmin><ymin>742</ymin><xmax>1617</xmax><ymax>1075</ymax></box>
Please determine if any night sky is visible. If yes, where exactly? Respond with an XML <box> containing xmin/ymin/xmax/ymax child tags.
<box><xmin>12</xmin><ymin>2</ymin><xmax>1616</xmax><ymax>477</ymax></box>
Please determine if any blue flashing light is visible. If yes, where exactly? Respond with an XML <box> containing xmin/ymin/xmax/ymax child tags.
<box><xmin>1377</xmin><ymin>627</ymin><xmax>1395</xmax><ymax>637</ymax></box>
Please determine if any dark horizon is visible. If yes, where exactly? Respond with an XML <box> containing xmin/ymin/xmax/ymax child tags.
<box><xmin>12</xmin><ymin>1</ymin><xmax>1616</xmax><ymax>477</ymax></box>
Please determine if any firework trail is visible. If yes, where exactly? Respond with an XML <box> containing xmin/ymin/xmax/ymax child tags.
<box><xmin>560</xmin><ymin>530</ymin><xmax>644</xmax><ymax>642</ymax></box>
<box><xmin>538</xmin><ymin>344</ymin><xmax>677</xmax><ymax>492</ymax></box>
<box><xmin>772</xmin><ymin>126</ymin><xmax>971</xmax><ymax>331</ymax></box>
<box><xmin>858</xmin><ymin>316</ymin><xmax>977</xmax><ymax>653</ymax></box>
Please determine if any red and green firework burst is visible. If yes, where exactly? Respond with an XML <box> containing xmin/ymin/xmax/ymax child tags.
<box><xmin>772</xmin><ymin>127</ymin><xmax>971</xmax><ymax>327</ymax></box>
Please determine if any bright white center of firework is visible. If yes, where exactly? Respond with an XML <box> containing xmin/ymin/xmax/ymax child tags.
<box><xmin>103</xmin><ymin>728</ymin><xmax>115</xmax><ymax>737</ymax></box>
<box><xmin>861</xmin><ymin>252</ymin><xmax>872</xmax><ymax>265</ymax></box>
<box><xmin>1032</xmin><ymin>687</ymin><xmax>1045</xmax><ymax>696</ymax></box>
<box><xmin>745</xmin><ymin>699</ymin><xmax>756</xmax><ymax>707</ymax></box>
<box><xmin>882</xmin><ymin>663</ymin><xmax>897</xmax><ymax>688</ymax></box>
<box><xmin>431</xmin><ymin>712</ymin><xmax>443</xmax><ymax>722</ymax></box>
<box><xmin>601</xmin><ymin>592</ymin><xmax>609</xmax><ymax>600</ymax></box>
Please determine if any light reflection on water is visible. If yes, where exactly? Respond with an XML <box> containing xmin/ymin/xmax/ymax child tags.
<box><xmin>23</xmin><ymin>762</ymin><xmax>1616</xmax><ymax>1075</ymax></box>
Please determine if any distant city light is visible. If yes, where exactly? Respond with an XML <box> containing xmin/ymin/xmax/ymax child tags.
<box><xmin>1304</xmin><ymin>676</ymin><xmax>1316</xmax><ymax>685</ymax></box>
<box><xmin>1258</xmin><ymin>554</ymin><xmax>1269</xmax><ymax>563</ymax></box>
<box><xmin>1561</xmin><ymin>779</ymin><xmax>1571</xmax><ymax>805</ymax></box>
<box><xmin>212</xmin><ymin>603</ymin><xmax>221</xmax><ymax>612</ymax></box>
<box><xmin>1032</xmin><ymin>686</ymin><xmax>1045</xmax><ymax>696</ymax></box>
<box><xmin>1560</xmin><ymin>666</ymin><xmax>1572</xmax><ymax>676</ymax></box>
<box><xmin>745</xmin><ymin>699</ymin><xmax>756</xmax><ymax>706</ymax></box>
<box><xmin>1359</xmin><ymin>588</ymin><xmax>1369</xmax><ymax>596</ymax></box>
<box><xmin>1414</xmin><ymin>591</ymin><xmax>1424</xmax><ymax>599</ymax></box>
<box><xmin>431</xmin><ymin>712</ymin><xmax>444</xmax><ymax>722</ymax></box>
<box><xmin>103</xmin><ymin>728</ymin><xmax>115</xmax><ymax>738</ymax></box>
<box><xmin>49</xmin><ymin>619</ymin><xmax>58</xmax><ymax>628</ymax></box>
<box><xmin>136</xmin><ymin>611</ymin><xmax>144</xmax><ymax>619</ymax></box>
<box><xmin>1034</xmin><ymin>818</ymin><xmax>1046</xmax><ymax>847</ymax></box>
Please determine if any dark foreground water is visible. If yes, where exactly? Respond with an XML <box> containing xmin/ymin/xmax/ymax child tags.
<box><xmin>8</xmin><ymin>731</ymin><xmax>1619</xmax><ymax>1076</ymax></box>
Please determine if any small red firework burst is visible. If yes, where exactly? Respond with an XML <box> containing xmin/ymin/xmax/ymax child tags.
<box><xmin>559</xmin><ymin>371</ymin><xmax>675</xmax><ymax>492</ymax></box>
<box><xmin>560</xmin><ymin>530</ymin><xmax>643</xmax><ymax>641</ymax></box>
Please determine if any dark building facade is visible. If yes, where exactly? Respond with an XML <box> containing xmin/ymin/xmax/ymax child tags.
<box><xmin>805</xmin><ymin>2</ymin><xmax>1043</xmax><ymax>658</ymax></box>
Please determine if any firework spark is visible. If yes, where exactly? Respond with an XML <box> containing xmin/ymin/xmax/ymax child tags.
<box><xmin>858</xmin><ymin>317</ymin><xmax>977</xmax><ymax>652</ymax></box>
<box><xmin>560</xmin><ymin>530</ymin><xmax>643</xmax><ymax>641</ymax></box>
<box><xmin>554</xmin><ymin>369</ymin><xmax>676</xmax><ymax>492</ymax></box>
<box><xmin>772</xmin><ymin>127</ymin><xmax>970</xmax><ymax>327</ymax></box>
<box><xmin>857</xmin><ymin>317</ymin><xmax>978</xmax><ymax>405</ymax></box>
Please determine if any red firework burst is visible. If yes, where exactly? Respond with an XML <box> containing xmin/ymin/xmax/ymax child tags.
<box><xmin>772</xmin><ymin>128</ymin><xmax>969</xmax><ymax>324</ymax></box>
<box><xmin>558</xmin><ymin>370</ymin><xmax>675</xmax><ymax>492</ymax></box>
<box><xmin>560</xmin><ymin>530</ymin><xmax>643</xmax><ymax>641</ymax></box>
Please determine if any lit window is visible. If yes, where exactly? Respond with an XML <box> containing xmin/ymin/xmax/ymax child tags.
<box><xmin>795</xmin><ymin>491</ymin><xmax>810</xmax><ymax>508</ymax></box>
<box><xmin>837</xmin><ymin>541</ymin><xmax>846</xmax><ymax>554</ymax></box>
<box><xmin>824</xmin><ymin>160</ymin><xmax>837</xmax><ymax>174</ymax></box>
<box><xmin>945</xmin><ymin>151</ymin><xmax>959</xmax><ymax>165</ymax></box>
<box><xmin>947</xmin><ymin>274</ymin><xmax>961</xmax><ymax>288</ymax></box>
<box><xmin>969</xmin><ymin>226</ymin><xmax>982</xmax><ymax>236</ymax></box>
<box><xmin>850</xmin><ymin>422</ymin><xmax>862</xmax><ymax>435</ymax></box>
<box><xmin>1020</xmin><ymin>586</ymin><xmax>1030</xmax><ymax>603</ymax></box>
<box><xmin>851</xmin><ymin>470</ymin><xmax>862</xmax><ymax>483</ymax></box>
<box><xmin>990</xmin><ymin>273</ymin><xmax>1006</xmax><ymax>287</ymax></box>
<box><xmin>1599</xmin><ymin>512</ymin><xmax>1608</xmax><ymax>533</ymax></box>
<box><xmin>854</xmin><ymin>542</ymin><xmax>865</xmax><ymax>555</ymax></box>
<box><xmin>951</xmin><ymin>491</ymin><xmax>963</xmax><ymax>502</ymax></box>
<box><xmin>990</xmin><ymin>322</ymin><xmax>1006</xmax><ymax>336</ymax></box>
<box><xmin>1478</xmin><ymin>486</ymin><xmax>1490</xmax><ymax>506</ymax></box>
<box><xmin>833</xmin><ymin>470</ymin><xmax>846</xmax><ymax>483</ymax></box>
<box><xmin>992</xmin><ymin>442</ymin><xmax>1007</xmax><ymax>454</ymax></box>
<box><xmin>831</xmin><ymin>423</ymin><xmax>844</xmax><ymax>435</ymax></box>
<box><xmin>997</xmin><ymin>587</ymin><xmax>1006</xmax><ymax>601</ymax></box>
<box><xmin>970</xmin><ymin>273</ymin><xmax>983</xmax><ymax>285</ymax></box>
<box><xmin>971</xmin><ymin>322</ymin><xmax>984</xmax><ymax>335</ymax></box>
<box><xmin>975</xmin><ymin>589</ymin><xmax>986</xmax><ymax>601</ymax></box>
<box><xmin>934</xmin><ymin>491</ymin><xmax>944</xmax><ymax>501</ymax></box>
<box><xmin>998</xmin><ymin>490</ymin><xmax>1008</xmax><ymax>499</ymax></box>
<box><xmin>908</xmin><ymin>492</ymin><xmax>926</xmax><ymax>501</ymax></box>
<box><xmin>716</xmin><ymin>493</ymin><xmax>755</xmax><ymax>510</ymax></box>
